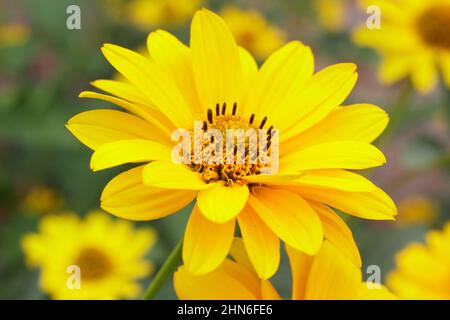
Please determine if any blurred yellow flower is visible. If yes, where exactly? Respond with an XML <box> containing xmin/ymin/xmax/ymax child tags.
<box><xmin>387</xmin><ymin>222</ymin><xmax>450</xmax><ymax>299</ymax></box>
<box><xmin>0</xmin><ymin>23</ymin><xmax>30</xmax><ymax>47</ymax></box>
<box><xmin>22</xmin><ymin>186</ymin><xmax>63</xmax><ymax>215</ymax></box>
<box><xmin>315</xmin><ymin>0</ymin><xmax>346</xmax><ymax>32</ymax></box>
<box><xmin>127</xmin><ymin>0</ymin><xmax>202</xmax><ymax>30</ymax></box>
<box><xmin>67</xmin><ymin>9</ymin><xmax>396</xmax><ymax>279</ymax></box>
<box><xmin>220</xmin><ymin>6</ymin><xmax>286</xmax><ymax>59</ymax></box>
<box><xmin>353</xmin><ymin>0</ymin><xmax>450</xmax><ymax>93</ymax></box>
<box><xmin>396</xmin><ymin>195</ymin><xmax>440</xmax><ymax>227</ymax></box>
<box><xmin>174</xmin><ymin>239</ymin><xmax>396</xmax><ymax>300</ymax></box>
<box><xmin>22</xmin><ymin>211</ymin><xmax>156</xmax><ymax>299</ymax></box>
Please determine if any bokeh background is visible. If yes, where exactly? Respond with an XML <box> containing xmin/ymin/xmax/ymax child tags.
<box><xmin>0</xmin><ymin>0</ymin><xmax>449</xmax><ymax>299</ymax></box>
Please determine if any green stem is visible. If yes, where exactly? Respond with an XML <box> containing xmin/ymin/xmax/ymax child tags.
<box><xmin>142</xmin><ymin>239</ymin><xmax>183</xmax><ymax>300</ymax></box>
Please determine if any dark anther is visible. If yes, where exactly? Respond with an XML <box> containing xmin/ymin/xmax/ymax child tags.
<box><xmin>249</xmin><ymin>114</ymin><xmax>255</xmax><ymax>124</ymax></box>
<box><xmin>266</xmin><ymin>141</ymin><xmax>272</xmax><ymax>150</ymax></box>
<box><xmin>211</xmin><ymin>136</ymin><xmax>215</xmax><ymax>143</ymax></box>
<box><xmin>202</xmin><ymin>121</ymin><xmax>208</xmax><ymax>131</ymax></box>
<box><xmin>222</xmin><ymin>102</ymin><xmax>226</xmax><ymax>115</ymax></box>
<box><xmin>259</xmin><ymin>116</ymin><xmax>268</xmax><ymax>129</ymax></box>
<box><xmin>234</xmin><ymin>145</ymin><xmax>238</xmax><ymax>155</ymax></box>
<box><xmin>267</xmin><ymin>125</ymin><xmax>274</xmax><ymax>140</ymax></box>
<box><xmin>207</xmin><ymin>109</ymin><xmax>213</xmax><ymax>123</ymax></box>
<box><xmin>215</xmin><ymin>103</ymin><xmax>220</xmax><ymax>116</ymax></box>
<box><xmin>232</xmin><ymin>102</ymin><xmax>237</xmax><ymax>115</ymax></box>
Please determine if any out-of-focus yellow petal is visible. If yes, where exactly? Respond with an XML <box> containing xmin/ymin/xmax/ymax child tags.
<box><xmin>143</xmin><ymin>161</ymin><xmax>210</xmax><ymax>190</ymax></box>
<box><xmin>261</xmin><ymin>280</ymin><xmax>282</xmax><ymax>300</ymax></box>
<box><xmin>183</xmin><ymin>205</ymin><xmax>235</xmax><ymax>275</ymax></box>
<box><xmin>281</xmin><ymin>141</ymin><xmax>386</xmax><ymax>171</ymax></box>
<box><xmin>174</xmin><ymin>260</ymin><xmax>261</xmax><ymax>300</ymax></box>
<box><xmin>248</xmin><ymin>187</ymin><xmax>323</xmax><ymax>255</ymax></box>
<box><xmin>411</xmin><ymin>52</ymin><xmax>438</xmax><ymax>93</ymax></box>
<box><xmin>101</xmin><ymin>166</ymin><xmax>196</xmax><ymax>220</ymax></box>
<box><xmin>304</xmin><ymin>241</ymin><xmax>362</xmax><ymax>300</ymax></box>
<box><xmin>90</xmin><ymin>139</ymin><xmax>171</xmax><ymax>171</ymax></box>
<box><xmin>238</xmin><ymin>204</ymin><xmax>280</xmax><ymax>279</ymax></box>
<box><xmin>308</xmin><ymin>201</ymin><xmax>362</xmax><ymax>267</ymax></box>
<box><xmin>197</xmin><ymin>182</ymin><xmax>249</xmax><ymax>223</ymax></box>
<box><xmin>357</xmin><ymin>283</ymin><xmax>397</xmax><ymax>300</ymax></box>
<box><xmin>190</xmin><ymin>9</ymin><xmax>242</xmax><ymax>110</ymax></box>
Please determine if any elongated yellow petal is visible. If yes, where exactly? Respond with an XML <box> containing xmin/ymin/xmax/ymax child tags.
<box><xmin>304</xmin><ymin>241</ymin><xmax>362</xmax><ymax>300</ymax></box>
<box><xmin>183</xmin><ymin>205</ymin><xmax>235</xmax><ymax>274</ymax></box>
<box><xmin>281</xmin><ymin>104</ymin><xmax>389</xmax><ymax>154</ymax></box>
<box><xmin>66</xmin><ymin>109</ymin><xmax>169</xmax><ymax>150</ymax></box>
<box><xmin>142</xmin><ymin>160</ymin><xmax>210</xmax><ymax>190</ymax></box>
<box><xmin>90</xmin><ymin>139</ymin><xmax>171</xmax><ymax>171</ymax></box>
<box><xmin>248</xmin><ymin>187</ymin><xmax>323</xmax><ymax>255</ymax></box>
<box><xmin>281</xmin><ymin>141</ymin><xmax>386</xmax><ymax>171</ymax></box>
<box><xmin>290</xmin><ymin>185</ymin><xmax>397</xmax><ymax>220</ymax></box>
<box><xmin>242</xmin><ymin>41</ymin><xmax>314</xmax><ymax>118</ymax></box>
<box><xmin>261</xmin><ymin>280</ymin><xmax>282</xmax><ymax>300</ymax></box>
<box><xmin>101</xmin><ymin>166</ymin><xmax>196</xmax><ymax>220</ymax></box>
<box><xmin>357</xmin><ymin>283</ymin><xmax>397</xmax><ymax>300</ymax></box>
<box><xmin>285</xmin><ymin>244</ymin><xmax>314</xmax><ymax>300</ymax></box>
<box><xmin>308</xmin><ymin>201</ymin><xmax>362</xmax><ymax>267</ymax></box>
<box><xmin>174</xmin><ymin>260</ymin><xmax>261</xmax><ymax>300</ymax></box>
<box><xmin>190</xmin><ymin>8</ymin><xmax>242</xmax><ymax>109</ymax></box>
<box><xmin>279</xmin><ymin>63</ymin><xmax>358</xmax><ymax>140</ymax></box>
<box><xmin>101</xmin><ymin>44</ymin><xmax>193</xmax><ymax>128</ymax></box>
<box><xmin>197</xmin><ymin>182</ymin><xmax>249</xmax><ymax>223</ymax></box>
<box><xmin>91</xmin><ymin>79</ymin><xmax>150</xmax><ymax>106</ymax></box>
<box><xmin>147</xmin><ymin>30</ymin><xmax>202</xmax><ymax>115</ymax></box>
<box><xmin>237</xmin><ymin>204</ymin><xmax>280</xmax><ymax>279</ymax></box>
<box><xmin>229</xmin><ymin>237</ymin><xmax>256</xmax><ymax>275</ymax></box>
<box><xmin>239</xmin><ymin>46</ymin><xmax>258</xmax><ymax>98</ymax></box>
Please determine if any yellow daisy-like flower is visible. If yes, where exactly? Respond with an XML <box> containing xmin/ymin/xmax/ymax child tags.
<box><xmin>220</xmin><ymin>6</ymin><xmax>286</xmax><ymax>59</ymax></box>
<box><xmin>127</xmin><ymin>0</ymin><xmax>202</xmax><ymax>30</ymax></box>
<box><xmin>387</xmin><ymin>222</ymin><xmax>450</xmax><ymax>299</ymax></box>
<box><xmin>22</xmin><ymin>186</ymin><xmax>63</xmax><ymax>215</ymax></box>
<box><xmin>66</xmin><ymin>9</ymin><xmax>396</xmax><ymax>279</ymax></box>
<box><xmin>396</xmin><ymin>195</ymin><xmax>439</xmax><ymax>227</ymax></box>
<box><xmin>22</xmin><ymin>211</ymin><xmax>156</xmax><ymax>299</ymax></box>
<box><xmin>353</xmin><ymin>0</ymin><xmax>450</xmax><ymax>93</ymax></box>
<box><xmin>174</xmin><ymin>239</ymin><xmax>396</xmax><ymax>300</ymax></box>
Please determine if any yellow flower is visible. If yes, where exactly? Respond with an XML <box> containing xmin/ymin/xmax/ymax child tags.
<box><xmin>0</xmin><ymin>23</ymin><xmax>30</xmax><ymax>47</ymax></box>
<box><xmin>127</xmin><ymin>0</ymin><xmax>202</xmax><ymax>30</ymax></box>
<box><xmin>21</xmin><ymin>211</ymin><xmax>156</xmax><ymax>299</ymax></box>
<box><xmin>396</xmin><ymin>195</ymin><xmax>439</xmax><ymax>227</ymax></box>
<box><xmin>66</xmin><ymin>9</ymin><xmax>396</xmax><ymax>279</ymax></box>
<box><xmin>22</xmin><ymin>186</ymin><xmax>63</xmax><ymax>215</ymax></box>
<box><xmin>353</xmin><ymin>0</ymin><xmax>450</xmax><ymax>93</ymax></box>
<box><xmin>387</xmin><ymin>222</ymin><xmax>450</xmax><ymax>299</ymax></box>
<box><xmin>220</xmin><ymin>6</ymin><xmax>286</xmax><ymax>59</ymax></box>
<box><xmin>315</xmin><ymin>0</ymin><xmax>346</xmax><ymax>32</ymax></box>
<box><xmin>174</xmin><ymin>239</ymin><xmax>396</xmax><ymax>300</ymax></box>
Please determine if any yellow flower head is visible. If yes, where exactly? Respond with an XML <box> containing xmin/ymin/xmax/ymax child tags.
<box><xmin>174</xmin><ymin>239</ymin><xmax>396</xmax><ymax>300</ymax></box>
<box><xmin>22</xmin><ymin>186</ymin><xmax>63</xmax><ymax>215</ymax></box>
<box><xmin>220</xmin><ymin>6</ymin><xmax>287</xmax><ymax>59</ymax></box>
<box><xmin>353</xmin><ymin>0</ymin><xmax>450</xmax><ymax>93</ymax></box>
<box><xmin>21</xmin><ymin>211</ymin><xmax>156</xmax><ymax>299</ymax></box>
<box><xmin>127</xmin><ymin>0</ymin><xmax>202</xmax><ymax>30</ymax></box>
<box><xmin>66</xmin><ymin>9</ymin><xmax>396</xmax><ymax>279</ymax></box>
<box><xmin>396</xmin><ymin>195</ymin><xmax>440</xmax><ymax>227</ymax></box>
<box><xmin>388</xmin><ymin>222</ymin><xmax>450</xmax><ymax>299</ymax></box>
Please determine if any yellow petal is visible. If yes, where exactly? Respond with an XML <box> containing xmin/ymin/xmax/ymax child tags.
<box><xmin>90</xmin><ymin>139</ymin><xmax>171</xmax><ymax>171</ymax></box>
<box><xmin>279</xmin><ymin>63</ymin><xmax>358</xmax><ymax>140</ymax></box>
<box><xmin>304</xmin><ymin>241</ymin><xmax>362</xmax><ymax>300</ymax></box>
<box><xmin>440</xmin><ymin>52</ymin><xmax>450</xmax><ymax>88</ymax></box>
<box><xmin>101</xmin><ymin>44</ymin><xmax>193</xmax><ymax>128</ymax></box>
<box><xmin>237</xmin><ymin>204</ymin><xmax>280</xmax><ymax>279</ymax></box>
<box><xmin>290</xmin><ymin>185</ymin><xmax>397</xmax><ymax>220</ymax></box>
<box><xmin>239</xmin><ymin>46</ymin><xmax>258</xmax><ymax>97</ymax></box>
<box><xmin>147</xmin><ymin>30</ymin><xmax>202</xmax><ymax>115</ymax></box>
<box><xmin>183</xmin><ymin>205</ymin><xmax>235</xmax><ymax>274</ymax></box>
<box><xmin>285</xmin><ymin>244</ymin><xmax>314</xmax><ymax>300</ymax></box>
<box><xmin>229</xmin><ymin>237</ymin><xmax>256</xmax><ymax>275</ymax></box>
<box><xmin>411</xmin><ymin>52</ymin><xmax>437</xmax><ymax>94</ymax></box>
<box><xmin>281</xmin><ymin>104</ymin><xmax>389</xmax><ymax>153</ymax></box>
<box><xmin>248</xmin><ymin>187</ymin><xmax>323</xmax><ymax>254</ymax></box>
<box><xmin>242</xmin><ymin>41</ymin><xmax>314</xmax><ymax>118</ymax></box>
<box><xmin>142</xmin><ymin>160</ymin><xmax>210</xmax><ymax>190</ymax></box>
<box><xmin>101</xmin><ymin>166</ymin><xmax>196</xmax><ymax>220</ymax></box>
<box><xmin>190</xmin><ymin>8</ymin><xmax>242</xmax><ymax>109</ymax></box>
<box><xmin>197</xmin><ymin>182</ymin><xmax>249</xmax><ymax>223</ymax></box>
<box><xmin>281</xmin><ymin>141</ymin><xmax>386</xmax><ymax>171</ymax></box>
<box><xmin>66</xmin><ymin>109</ymin><xmax>169</xmax><ymax>150</ymax></box>
<box><xmin>357</xmin><ymin>283</ymin><xmax>397</xmax><ymax>300</ymax></box>
<box><xmin>91</xmin><ymin>79</ymin><xmax>150</xmax><ymax>105</ymax></box>
<box><xmin>261</xmin><ymin>280</ymin><xmax>282</xmax><ymax>300</ymax></box>
<box><xmin>308</xmin><ymin>201</ymin><xmax>362</xmax><ymax>267</ymax></box>
<box><xmin>174</xmin><ymin>260</ymin><xmax>261</xmax><ymax>300</ymax></box>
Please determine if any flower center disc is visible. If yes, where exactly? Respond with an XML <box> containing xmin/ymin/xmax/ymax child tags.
<box><xmin>190</xmin><ymin>103</ymin><xmax>274</xmax><ymax>186</ymax></box>
<box><xmin>75</xmin><ymin>247</ymin><xmax>112</xmax><ymax>280</ymax></box>
<box><xmin>416</xmin><ymin>5</ymin><xmax>450</xmax><ymax>50</ymax></box>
